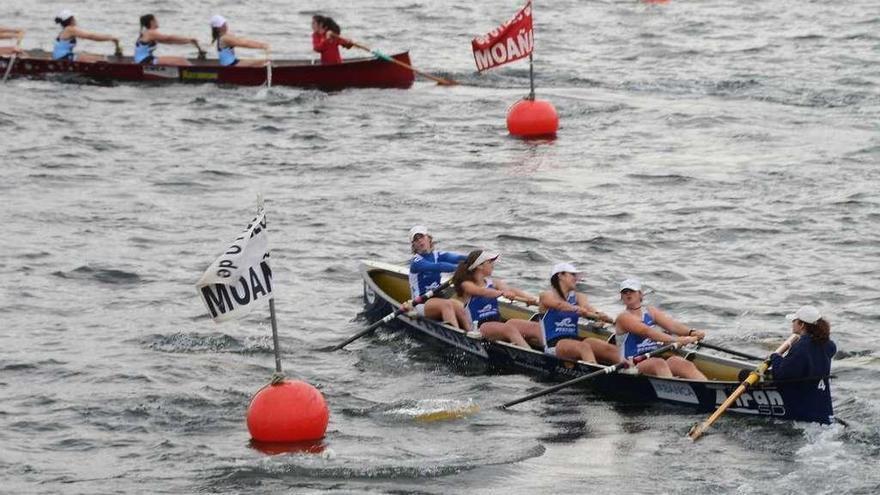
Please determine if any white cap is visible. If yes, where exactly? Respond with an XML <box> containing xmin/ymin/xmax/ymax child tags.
<box><xmin>786</xmin><ymin>305</ymin><xmax>821</xmax><ymax>324</ymax></box>
<box><xmin>468</xmin><ymin>250</ymin><xmax>500</xmax><ymax>271</ymax></box>
<box><xmin>619</xmin><ymin>278</ymin><xmax>642</xmax><ymax>292</ymax></box>
<box><xmin>550</xmin><ymin>263</ymin><xmax>579</xmax><ymax>278</ymax></box>
<box><xmin>409</xmin><ymin>225</ymin><xmax>429</xmax><ymax>242</ymax></box>
<box><xmin>57</xmin><ymin>9</ymin><xmax>74</xmax><ymax>21</ymax></box>
<box><xmin>209</xmin><ymin>15</ymin><xmax>227</xmax><ymax>28</ymax></box>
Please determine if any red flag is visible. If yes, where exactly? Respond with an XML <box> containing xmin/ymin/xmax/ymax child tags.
<box><xmin>471</xmin><ymin>0</ymin><xmax>534</xmax><ymax>72</ymax></box>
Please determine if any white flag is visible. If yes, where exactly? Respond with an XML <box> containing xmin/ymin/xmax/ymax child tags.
<box><xmin>196</xmin><ymin>208</ymin><xmax>273</xmax><ymax>323</ymax></box>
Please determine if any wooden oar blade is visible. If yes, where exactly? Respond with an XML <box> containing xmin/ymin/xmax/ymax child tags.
<box><xmin>413</xmin><ymin>403</ymin><xmax>481</xmax><ymax>423</ymax></box>
<box><xmin>687</xmin><ymin>334</ymin><xmax>800</xmax><ymax>442</ymax></box>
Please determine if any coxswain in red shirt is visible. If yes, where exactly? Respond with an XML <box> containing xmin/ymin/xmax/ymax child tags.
<box><xmin>311</xmin><ymin>15</ymin><xmax>351</xmax><ymax>64</ymax></box>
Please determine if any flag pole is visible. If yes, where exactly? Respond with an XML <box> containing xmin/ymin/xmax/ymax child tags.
<box><xmin>269</xmin><ymin>298</ymin><xmax>283</xmax><ymax>375</ymax></box>
<box><xmin>528</xmin><ymin>52</ymin><xmax>535</xmax><ymax>100</ymax></box>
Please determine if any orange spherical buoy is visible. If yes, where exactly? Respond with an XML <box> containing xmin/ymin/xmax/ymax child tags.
<box><xmin>246</xmin><ymin>379</ymin><xmax>329</xmax><ymax>443</ymax></box>
<box><xmin>506</xmin><ymin>98</ymin><xmax>559</xmax><ymax>138</ymax></box>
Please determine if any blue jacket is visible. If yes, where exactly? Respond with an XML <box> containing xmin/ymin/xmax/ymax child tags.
<box><xmin>770</xmin><ymin>334</ymin><xmax>836</xmax><ymax>423</ymax></box>
<box><xmin>771</xmin><ymin>334</ymin><xmax>836</xmax><ymax>380</ymax></box>
<box><xmin>408</xmin><ymin>251</ymin><xmax>465</xmax><ymax>299</ymax></box>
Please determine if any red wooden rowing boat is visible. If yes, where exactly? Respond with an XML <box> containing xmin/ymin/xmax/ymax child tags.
<box><xmin>0</xmin><ymin>50</ymin><xmax>415</xmax><ymax>89</ymax></box>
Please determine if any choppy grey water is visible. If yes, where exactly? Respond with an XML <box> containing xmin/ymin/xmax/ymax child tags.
<box><xmin>1</xmin><ymin>0</ymin><xmax>879</xmax><ymax>493</ymax></box>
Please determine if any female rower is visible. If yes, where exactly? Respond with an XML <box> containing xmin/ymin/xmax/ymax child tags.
<box><xmin>772</xmin><ymin>305</ymin><xmax>836</xmax><ymax>377</ymax></box>
<box><xmin>134</xmin><ymin>14</ymin><xmax>201</xmax><ymax>65</ymax></box>
<box><xmin>0</xmin><ymin>27</ymin><xmax>24</xmax><ymax>55</ymax></box>
<box><xmin>615</xmin><ymin>278</ymin><xmax>706</xmax><ymax>379</ymax></box>
<box><xmin>311</xmin><ymin>15</ymin><xmax>351</xmax><ymax>64</ymax></box>
<box><xmin>52</xmin><ymin>10</ymin><xmax>120</xmax><ymax>62</ymax></box>
<box><xmin>451</xmin><ymin>250</ymin><xmax>542</xmax><ymax>349</ymax></box>
<box><xmin>408</xmin><ymin>225</ymin><xmax>471</xmax><ymax>331</ymax></box>
<box><xmin>539</xmin><ymin>263</ymin><xmax>621</xmax><ymax>365</ymax></box>
<box><xmin>209</xmin><ymin>15</ymin><xmax>270</xmax><ymax>67</ymax></box>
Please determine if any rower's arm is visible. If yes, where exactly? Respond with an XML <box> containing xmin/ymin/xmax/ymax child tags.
<box><xmin>223</xmin><ymin>34</ymin><xmax>269</xmax><ymax>50</ymax></box>
<box><xmin>410</xmin><ymin>256</ymin><xmax>458</xmax><ymax>274</ymax></box>
<box><xmin>437</xmin><ymin>251</ymin><xmax>466</xmax><ymax>264</ymax></box>
<box><xmin>0</xmin><ymin>28</ymin><xmax>24</xmax><ymax>40</ymax></box>
<box><xmin>575</xmin><ymin>293</ymin><xmax>612</xmax><ymax>322</ymax></box>
<box><xmin>651</xmin><ymin>307</ymin><xmax>694</xmax><ymax>336</ymax></box>
<box><xmin>152</xmin><ymin>32</ymin><xmax>198</xmax><ymax>45</ymax></box>
<box><xmin>616</xmin><ymin>312</ymin><xmax>683</xmax><ymax>344</ymax></box>
<box><xmin>540</xmin><ymin>290</ymin><xmax>577</xmax><ymax>312</ymax></box>
<box><xmin>70</xmin><ymin>27</ymin><xmax>118</xmax><ymax>44</ymax></box>
<box><xmin>460</xmin><ymin>280</ymin><xmax>502</xmax><ymax>299</ymax></box>
<box><xmin>768</xmin><ymin>340</ymin><xmax>808</xmax><ymax>380</ymax></box>
<box><xmin>495</xmin><ymin>279</ymin><xmax>539</xmax><ymax>305</ymax></box>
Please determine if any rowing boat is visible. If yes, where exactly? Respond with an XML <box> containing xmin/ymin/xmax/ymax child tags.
<box><xmin>0</xmin><ymin>50</ymin><xmax>415</xmax><ymax>89</ymax></box>
<box><xmin>359</xmin><ymin>260</ymin><xmax>835</xmax><ymax>424</ymax></box>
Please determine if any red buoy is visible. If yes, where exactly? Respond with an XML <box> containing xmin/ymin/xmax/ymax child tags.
<box><xmin>507</xmin><ymin>98</ymin><xmax>559</xmax><ymax>137</ymax></box>
<box><xmin>246</xmin><ymin>380</ymin><xmax>329</xmax><ymax>443</ymax></box>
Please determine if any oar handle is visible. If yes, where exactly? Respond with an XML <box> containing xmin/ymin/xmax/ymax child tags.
<box><xmin>688</xmin><ymin>334</ymin><xmax>799</xmax><ymax>441</ymax></box>
<box><xmin>332</xmin><ymin>279</ymin><xmax>454</xmax><ymax>351</ymax></box>
<box><xmin>501</xmin><ymin>342</ymin><xmax>682</xmax><ymax>409</ymax></box>
<box><xmin>696</xmin><ymin>341</ymin><xmax>764</xmax><ymax>362</ymax></box>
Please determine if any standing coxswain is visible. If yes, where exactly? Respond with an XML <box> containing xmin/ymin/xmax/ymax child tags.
<box><xmin>52</xmin><ymin>10</ymin><xmax>120</xmax><ymax>62</ymax></box>
<box><xmin>768</xmin><ymin>305</ymin><xmax>836</xmax><ymax>423</ymax></box>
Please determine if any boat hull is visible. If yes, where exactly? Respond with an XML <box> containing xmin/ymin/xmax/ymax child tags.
<box><xmin>0</xmin><ymin>51</ymin><xmax>415</xmax><ymax>89</ymax></box>
<box><xmin>360</xmin><ymin>260</ymin><xmax>835</xmax><ymax>424</ymax></box>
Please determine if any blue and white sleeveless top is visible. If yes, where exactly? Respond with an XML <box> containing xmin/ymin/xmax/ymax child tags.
<box><xmin>53</xmin><ymin>34</ymin><xmax>77</xmax><ymax>61</ymax></box>
<box><xmin>466</xmin><ymin>277</ymin><xmax>500</xmax><ymax>325</ymax></box>
<box><xmin>134</xmin><ymin>36</ymin><xmax>157</xmax><ymax>64</ymax></box>
<box><xmin>541</xmin><ymin>291</ymin><xmax>579</xmax><ymax>349</ymax></box>
<box><xmin>617</xmin><ymin>308</ymin><xmax>662</xmax><ymax>359</ymax></box>
<box><xmin>217</xmin><ymin>39</ymin><xmax>237</xmax><ymax>66</ymax></box>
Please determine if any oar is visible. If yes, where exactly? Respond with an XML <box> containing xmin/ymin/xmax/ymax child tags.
<box><xmin>687</xmin><ymin>333</ymin><xmax>800</xmax><ymax>441</ymax></box>
<box><xmin>331</xmin><ymin>33</ymin><xmax>457</xmax><ymax>86</ymax></box>
<box><xmin>113</xmin><ymin>40</ymin><xmax>123</xmax><ymax>58</ymax></box>
<box><xmin>416</xmin><ymin>341</ymin><xmax>686</xmax><ymax>422</ymax></box>
<box><xmin>2</xmin><ymin>32</ymin><xmax>23</xmax><ymax>83</ymax></box>
<box><xmin>264</xmin><ymin>49</ymin><xmax>272</xmax><ymax>88</ymax></box>
<box><xmin>696</xmin><ymin>341</ymin><xmax>763</xmax><ymax>362</ymax></box>
<box><xmin>195</xmin><ymin>41</ymin><xmax>207</xmax><ymax>60</ymax></box>
<box><xmin>502</xmin><ymin>341</ymin><xmax>684</xmax><ymax>409</ymax></box>
<box><xmin>331</xmin><ymin>279</ymin><xmax>454</xmax><ymax>351</ymax></box>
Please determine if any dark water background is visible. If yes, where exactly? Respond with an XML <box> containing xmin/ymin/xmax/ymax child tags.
<box><xmin>1</xmin><ymin>0</ymin><xmax>879</xmax><ymax>493</ymax></box>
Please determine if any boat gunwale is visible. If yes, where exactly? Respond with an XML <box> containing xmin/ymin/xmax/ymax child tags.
<box><xmin>1</xmin><ymin>49</ymin><xmax>411</xmax><ymax>69</ymax></box>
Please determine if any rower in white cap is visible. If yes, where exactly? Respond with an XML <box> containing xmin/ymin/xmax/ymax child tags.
<box><xmin>52</xmin><ymin>9</ymin><xmax>120</xmax><ymax>62</ymax></box>
<box><xmin>209</xmin><ymin>15</ymin><xmax>270</xmax><ymax>67</ymax></box>
<box><xmin>407</xmin><ymin>225</ymin><xmax>472</xmax><ymax>330</ymax></box>
<box><xmin>538</xmin><ymin>263</ymin><xmax>622</xmax><ymax>365</ymax></box>
<box><xmin>614</xmin><ymin>278</ymin><xmax>706</xmax><ymax>379</ymax></box>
